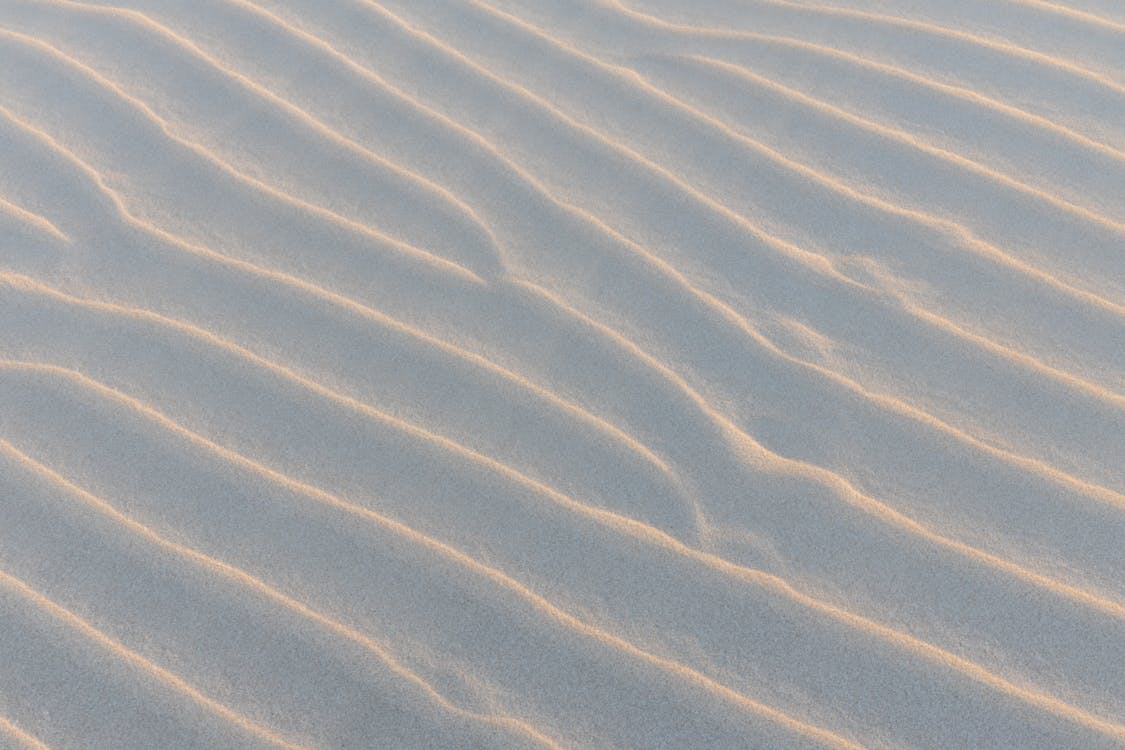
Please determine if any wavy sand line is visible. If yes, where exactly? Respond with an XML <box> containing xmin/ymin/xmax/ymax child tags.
<box><xmin>0</xmin><ymin>558</ymin><xmax>306</xmax><ymax>750</ymax></box>
<box><xmin>0</xmin><ymin>717</ymin><xmax>51</xmax><ymax>750</ymax></box>
<box><xmin>0</xmin><ymin>196</ymin><xmax>69</xmax><ymax>243</ymax></box>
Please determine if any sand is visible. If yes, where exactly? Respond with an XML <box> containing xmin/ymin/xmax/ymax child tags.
<box><xmin>0</xmin><ymin>0</ymin><xmax>1122</xmax><ymax>747</ymax></box>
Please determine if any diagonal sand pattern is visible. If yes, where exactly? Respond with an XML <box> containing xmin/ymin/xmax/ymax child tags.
<box><xmin>1</xmin><ymin>0</ymin><xmax>1122</xmax><ymax>748</ymax></box>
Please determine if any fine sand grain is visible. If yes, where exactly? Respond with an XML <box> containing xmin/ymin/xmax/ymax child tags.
<box><xmin>1</xmin><ymin>0</ymin><xmax>1122</xmax><ymax>747</ymax></box>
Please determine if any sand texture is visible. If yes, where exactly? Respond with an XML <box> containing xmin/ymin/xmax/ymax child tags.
<box><xmin>0</xmin><ymin>0</ymin><xmax>1123</xmax><ymax>747</ymax></box>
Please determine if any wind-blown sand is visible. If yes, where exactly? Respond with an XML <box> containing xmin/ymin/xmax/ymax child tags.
<box><xmin>0</xmin><ymin>0</ymin><xmax>1122</xmax><ymax>747</ymax></box>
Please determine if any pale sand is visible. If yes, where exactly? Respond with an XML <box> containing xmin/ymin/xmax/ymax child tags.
<box><xmin>0</xmin><ymin>0</ymin><xmax>1122</xmax><ymax>747</ymax></box>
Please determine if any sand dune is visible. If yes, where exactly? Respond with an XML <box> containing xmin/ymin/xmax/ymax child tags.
<box><xmin>0</xmin><ymin>0</ymin><xmax>1122</xmax><ymax>748</ymax></box>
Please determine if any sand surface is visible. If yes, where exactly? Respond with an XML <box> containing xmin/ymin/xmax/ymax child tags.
<box><xmin>1</xmin><ymin>0</ymin><xmax>1123</xmax><ymax>747</ymax></box>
